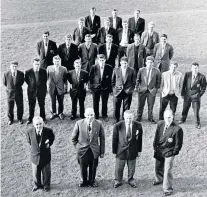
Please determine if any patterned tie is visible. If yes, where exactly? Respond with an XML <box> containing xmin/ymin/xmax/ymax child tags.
<box><xmin>126</xmin><ymin>124</ymin><xmax>131</xmax><ymax>142</ymax></box>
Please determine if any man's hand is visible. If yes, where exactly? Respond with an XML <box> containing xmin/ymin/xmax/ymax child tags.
<box><xmin>100</xmin><ymin>154</ymin><xmax>104</xmax><ymax>158</ymax></box>
<box><xmin>45</xmin><ymin>139</ymin><xmax>50</xmax><ymax>148</ymax></box>
<box><xmin>137</xmin><ymin>152</ymin><xmax>141</xmax><ymax>158</ymax></box>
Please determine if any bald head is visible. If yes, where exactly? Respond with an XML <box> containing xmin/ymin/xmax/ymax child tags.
<box><xmin>85</xmin><ymin>108</ymin><xmax>95</xmax><ymax>123</ymax></box>
<box><xmin>33</xmin><ymin>116</ymin><xmax>44</xmax><ymax>132</ymax></box>
<box><xmin>164</xmin><ymin>110</ymin><xmax>174</xmax><ymax>126</ymax></box>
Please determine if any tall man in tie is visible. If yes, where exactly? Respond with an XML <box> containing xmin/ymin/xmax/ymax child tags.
<box><xmin>58</xmin><ymin>34</ymin><xmax>79</xmax><ymax>71</ymax></box>
<box><xmin>112</xmin><ymin>110</ymin><xmax>143</xmax><ymax>188</ymax></box>
<box><xmin>26</xmin><ymin>116</ymin><xmax>55</xmax><ymax>192</ymax></box>
<box><xmin>37</xmin><ymin>31</ymin><xmax>57</xmax><ymax>69</ymax></box>
<box><xmin>154</xmin><ymin>34</ymin><xmax>174</xmax><ymax>73</ymax></box>
<box><xmin>112</xmin><ymin>56</ymin><xmax>136</xmax><ymax>123</ymax></box>
<box><xmin>25</xmin><ymin>58</ymin><xmax>47</xmax><ymax>124</ymax></box>
<box><xmin>98</xmin><ymin>34</ymin><xmax>118</xmax><ymax>68</ymax></box>
<box><xmin>153</xmin><ymin>110</ymin><xmax>183</xmax><ymax>196</ymax></box>
<box><xmin>159</xmin><ymin>62</ymin><xmax>183</xmax><ymax>120</ymax></box>
<box><xmin>47</xmin><ymin>55</ymin><xmax>68</xmax><ymax>120</ymax></box>
<box><xmin>90</xmin><ymin>54</ymin><xmax>113</xmax><ymax>121</ymax></box>
<box><xmin>3</xmin><ymin>61</ymin><xmax>24</xmax><ymax>125</ymax></box>
<box><xmin>178</xmin><ymin>62</ymin><xmax>207</xmax><ymax>129</ymax></box>
<box><xmin>85</xmin><ymin>7</ymin><xmax>101</xmax><ymax>43</ymax></box>
<box><xmin>72</xmin><ymin>108</ymin><xmax>105</xmax><ymax>187</ymax></box>
<box><xmin>128</xmin><ymin>9</ymin><xmax>145</xmax><ymax>37</ymax></box>
<box><xmin>136</xmin><ymin>56</ymin><xmax>161</xmax><ymax>123</ymax></box>
<box><xmin>78</xmin><ymin>34</ymin><xmax>98</xmax><ymax>73</ymax></box>
<box><xmin>109</xmin><ymin>9</ymin><xmax>123</xmax><ymax>31</ymax></box>
<box><xmin>68</xmin><ymin>59</ymin><xmax>89</xmax><ymax>120</ymax></box>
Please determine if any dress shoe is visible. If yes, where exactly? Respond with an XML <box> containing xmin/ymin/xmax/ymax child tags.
<box><xmin>113</xmin><ymin>182</ymin><xmax>122</xmax><ymax>188</ymax></box>
<box><xmin>148</xmin><ymin>119</ymin><xmax>156</xmax><ymax>124</ymax></box>
<box><xmin>8</xmin><ymin>120</ymin><xmax>13</xmax><ymax>125</ymax></box>
<box><xmin>43</xmin><ymin>186</ymin><xmax>50</xmax><ymax>192</ymax></box>
<box><xmin>50</xmin><ymin>113</ymin><xmax>57</xmax><ymax>120</ymax></box>
<box><xmin>18</xmin><ymin>119</ymin><xmax>23</xmax><ymax>124</ymax></box>
<box><xmin>26</xmin><ymin>120</ymin><xmax>32</xmax><ymax>124</ymax></box>
<box><xmin>178</xmin><ymin>120</ymin><xmax>185</xmax><ymax>124</ymax></box>
<box><xmin>163</xmin><ymin>191</ymin><xmax>173</xmax><ymax>196</ymax></box>
<box><xmin>152</xmin><ymin>181</ymin><xmax>163</xmax><ymax>186</ymax></box>
<box><xmin>78</xmin><ymin>181</ymin><xmax>88</xmax><ymax>187</ymax></box>
<box><xmin>89</xmin><ymin>181</ymin><xmax>98</xmax><ymax>187</ymax></box>
<box><xmin>128</xmin><ymin>182</ymin><xmax>137</xmax><ymax>188</ymax></box>
<box><xmin>70</xmin><ymin>115</ymin><xmax>77</xmax><ymax>120</ymax></box>
<box><xmin>196</xmin><ymin>124</ymin><xmax>201</xmax><ymax>129</ymax></box>
<box><xmin>103</xmin><ymin>116</ymin><xmax>109</xmax><ymax>122</ymax></box>
<box><xmin>59</xmin><ymin>113</ymin><xmax>64</xmax><ymax>120</ymax></box>
<box><xmin>32</xmin><ymin>186</ymin><xmax>39</xmax><ymax>192</ymax></box>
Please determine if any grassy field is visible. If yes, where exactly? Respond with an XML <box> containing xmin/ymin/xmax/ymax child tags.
<box><xmin>1</xmin><ymin>1</ymin><xmax>207</xmax><ymax>197</ymax></box>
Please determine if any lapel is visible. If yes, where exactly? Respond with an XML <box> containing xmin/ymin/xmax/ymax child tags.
<box><xmin>144</xmin><ymin>68</ymin><xmax>148</xmax><ymax>84</ymax></box>
<box><xmin>148</xmin><ymin>68</ymin><xmax>155</xmax><ymax>84</ymax></box>
<box><xmin>124</xmin><ymin>67</ymin><xmax>129</xmax><ymax>84</ymax></box>
<box><xmin>31</xmin><ymin>69</ymin><xmax>37</xmax><ymax>85</ymax></box>
<box><xmin>89</xmin><ymin>15</ymin><xmax>93</xmax><ymax>26</ymax></box>
<box><xmin>119</xmin><ymin>67</ymin><xmax>124</xmax><ymax>84</ymax></box>
<box><xmin>45</xmin><ymin>40</ymin><xmax>50</xmax><ymax>57</ymax></box>
<box><xmin>8</xmin><ymin>71</ymin><xmax>15</xmax><ymax>87</ymax></box>
<box><xmin>192</xmin><ymin>72</ymin><xmax>199</xmax><ymax>87</ymax></box>
<box><xmin>161</xmin><ymin>122</ymin><xmax>175</xmax><ymax>140</ymax></box>
<box><xmin>189</xmin><ymin>72</ymin><xmax>193</xmax><ymax>87</ymax></box>
<box><xmin>101</xmin><ymin>65</ymin><xmax>107</xmax><ymax>82</ymax></box>
<box><xmin>122</xmin><ymin>122</ymin><xmax>128</xmax><ymax>144</ymax></box>
<box><xmin>88</xmin><ymin>43</ymin><xmax>93</xmax><ymax>58</ymax></box>
<box><xmin>14</xmin><ymin>70</ymin><xmax>20</xmax><ymax>86</ymax></box>
<box><xmin>63</xmin><ymin>43</ymin><xmax>69</xmax><ymax>58</ymax></box>
<box><xmin>90</xmin><ymin>120</ymin><xmax>97</xmax><ymax>142</ymax></box>
<box><xmin>32</xmin><ymin>128</ymin><xmax>40</xmax><ymax>149</ymax></box>
<box><xmin>103</xmin><ymin>27</ymin><xmax>107</xmax><ymax>37</ymax></box>
<box><xmin>39</xmin><ymin>127</ymin><xmax>45</xmax><ymax>147</ymax></box>
<box><xmin>162</xmin><ymin>43</ymin><xmax>168</xmax><ymax>57</ymax></box>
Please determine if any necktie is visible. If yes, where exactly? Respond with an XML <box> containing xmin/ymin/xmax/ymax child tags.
<box><xmin>126</xmin><ymin>124</ymin><xmax>131</xmax><ymax>142</ymax></box>
<box><xmin>80</xmin><ymin>28</ymin><xmax>83</xmax><ymax>40</ymax></box>
<box><xmin>161</xmin><ymin>44</ymin><xmax>165</xmax><ymax>56</ymax></box>
<box><xmin>55</xmin><ymin>68</ymin><xmax>59</xmax><ymax>81</ymax></box>
<box><xmin>146</xmin><ymin>69</ymin><xmax>150</xmax><ymax>86</ymax></box>
<box><xmin>100</xmin><ymin>67</ymin><xmax>104</xmax><ymax>80</ymax></box>
<box><xmin>35</xmin><ymin>71</ymin><xmax>39</xmax><ymax>84</ymax></box>
<box><xmin>67</xmin><ymin>45</ymin><xmax>70</xmax><ymax>55</ymax></box>
<box><xmin>37</xmin><ymin>131</ymin><xmax>41</xmax><ymax>144</ymax></box>
<box><xmin>191</xmin><ymin>75</ymin><xmax>196</xmax><ymax>87</ymax></box>
<box><xmin>122</xmin><ymin>69</ymin><xmax>126</xmax><ymax>82</ymax></box>
<box><xmin>76</xmin><ymin>71</ymin><xmax>79</xmax><ymax>82</ymax></box>
<box><xmin>88</xmin><ymin>123</ymin><xmax>92</xmax><ymax>138</ymax></box>
<box><xmin>163</xmin><ymin>125</ymin><xmax>168</xmax><ymax>135</ymax></box>
<box><xmin>12</xmin><ymin>72</ymin><xmax>16</xmax><ymax>84</ymax></box>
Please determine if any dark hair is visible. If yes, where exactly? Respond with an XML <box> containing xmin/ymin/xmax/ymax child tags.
<box><xmin>43</xmin><ymin>31</ymin><xmax>50</xmax><ymax>36</ymax></box>
<box><xmin>191</xmin><ymin>62</ymin><xmax>199</xmax><ymax>67</ymax></box>
<box><xmin>10</xmin><ymin>61</ymin><xmax>18</xmax><ymax>65</ymax></box>
<box><xmin>33</xmin><ymin>58</ymin><xmax>40</xmax><ymax>62</ymax></box>
<box><xmin>161</xmin><ymin>34</ymin><xmax>167</xmax><ymax>38</ymax></box>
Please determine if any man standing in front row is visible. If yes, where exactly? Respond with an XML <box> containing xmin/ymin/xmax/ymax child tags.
<box><xmin>72</xmin><ymin>108</ymin><xmax>105</xmax><ymax>187</ymax></box>
<box><xmin>179</xmin><ymin>62</ymin><xmax>207</xmax><ymax>129</ymax></box>
<box><xmin>26</xmin><ymin>116</ymin><xmax>55</xmax><ymax>192</ymax></box>
<box><xmin>153</xmin><ymin>110</ymin><xmax>183</xmax><ymax>196</ymax></box>
<box><xmin>112</xmin><ymin>110</ymin><xmax>143</xmax><ymax>188</ymax></box>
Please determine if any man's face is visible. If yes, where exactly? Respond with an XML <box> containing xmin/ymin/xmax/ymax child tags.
<box><xmin>53</xmin><ymin>58</ymin><xmax>61</xmax><ymax>66</ymax></box>
<box><xmin>164</xmin><ymin>112</ymin><xmax>173</xmax><ymax>126</ymax></box>
<box><xmin>106</xmin><ymin>36</ymin><xmax>112</xmax><ymax>44</ymax></box>
<box><xmin>74</xmin><ymin>60</ymin><xmax>81</xmax><ymax>71</ymax></box>
<box><xmin>33</xmin><ymin>61</ymin><xmax>40</xmax><ymax>71</ymax></box>
<box><xmin>124</xmin><ymin>113</ymin><xmax>134</xmax><ymax>125</ymax></box>
<box><xmin>148</xmin><ymin>24</ymin><xmax>154</xmax><ymax>32</ymax></box>
<box><xmin>134</xmin><ymin>36</ymin><xmax>141</xmax><ymax>45</ymax></box>
<box><xmin>98</xmin><ymin>58</ymin><xmax>106</xmax><ymax>67</ymax></box>
<box><xmin>10</xmin><ymin>64</ymin><xmax>18</xmax><ymax>73</ymax></box>
<box><xmin>90</xmin><ymin>9</ymin><xmax>95</xmax><ymax>16</ymax></box>
<box><xmin>191</xmin><ymin>65</ymin><xmax>199</xmax><ymax>75</ymax></box>
<box><xmin>121</xmin><ymin>61</ymin><xmax>128</xmax><ymax>69</ymax></box>
<box><xmin>112</xmin><ymin>10</ymin><xmax>117</xmax><ymax>18</ymax></box>
<box><xmin>42</xmin><ymin>33</ymin><xmax>49</xmax><ymax>42</ymax></box>
<box><xmin>170</xmin><ymin>64</ymin><xmax>177</xmax><ymax>73</ymax></box>
<box><xmin>134</xmin><ymin>10</ymin><xmax>140</xmax><ymax>18</ymax></box>
<box><xmin>146</xmin><ymin>60</ymin><xmax>154</xmax><ymax>69</ymax></box>
<box><xmin>104</xmin><ymin>21</ymin><xmax>110</xmax><ymax>28</ymax></box>
<box><xmin>34</xmin><ymin>120</ymin><xmax>44</xmax><ymax>132</ymax></box>
<box><xmin>160</xmin><ymin>37</ymin><xmax>167</xmax><ymax>44</ymax></box>
<box><xmin>78</xmin><ymin>20</ymin><xmax>84</xmax><ymax>27</ymax></box>
<box><xmin>123</xmin><ymin>22</ymin><xmax>128</xmax><ymax>29</ymax></box>
<box><xmin>65</xmin><ymin>37</ymin><xmax>71</xmax><ymax>45</ymax></box>
<box><xmin>85</xmin><ymin>109</ymin><xmax>95</xmax><ymax>123</ymax></box>
<box><xmin>85</xmin><ymin>36</ymin><xmax>92</xmax><ymax>43</ymax></box>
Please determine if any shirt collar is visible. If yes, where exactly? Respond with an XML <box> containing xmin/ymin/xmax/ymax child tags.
<box><xmin>36</xmin><ymin>128</ymin><xmax>43</xmax><ymax>135</ymax></box>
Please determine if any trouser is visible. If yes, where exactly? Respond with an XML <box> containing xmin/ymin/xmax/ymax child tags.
<box><xmin>137</xmin><ymin>90</ymin><xmax>156</xmax><ymax>120</ymax></box>
<box><xmin>92</xmin><ymin>90</ymin><xmax>110</xmax><ymax>118</ymax></box>
<box><xmin>181</xmin><ymin>96</ymin><xmax>200</xmax><ymax>124</ymax></box>
<box><xmin>78</xmin><ymin>148</ymin><xmax>98</xmax><ymax>184</ymax></box>
<box><xmin>71</xmin><ymin>93</ymin><xmax>86</xmax><ymax>117</ymax></box>
<box><xmin>49</xmin><ymin>88</ymin><xmax>64</xmax><ymax>114</ymax></box>
<box><xmin>7</xmin><ymin>94</ymin><xmax>23</xmax><ymax>121</ymax></box>
<box><xmin>28</xmin><ymin>94</ymin><xmax>46</xmax><ymax>121</ymax></box>
<box><xmin>114</xmin><ymin>158</ymin><xmax>136</xmax><ymax>183</ymax></box>
<box><xmin>155</xmin><ymin>156</ymin><xmax>175</xmax><ymax>193</ymax></box>
<box><xmin>159</xmin><ymin>94</ymin><xmax>178</xmax><ymax>120</ymax></box>
<box><xmin>32</xmin><ymin>162</ymin><xmax>51</xmax><ymax>187</ymax></box>
<box><xmin>114</xmin><ymin>91</ymin><xmax>132</xmax><ymax>122</ymax></box>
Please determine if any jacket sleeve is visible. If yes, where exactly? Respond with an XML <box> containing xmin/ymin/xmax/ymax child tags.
<box><xmin>153</xmin><ymin>123</ymin><xmax>160</xmax><ymax>151</ymax></box>
<box><xmin>26</xmin><ymin>130</ymin><xmax>31</xmax><ymax>145</ymax></box>
<box><xmin>112</xmin><ymin>125</ymin><xmax>118</xmax><ymax>154</ymax></box>
<box><xmin>173</xmin><ymin>128</ymin><xmax>183</xmax><ymax>156</ymax></box>
<box><xmin>137</xmin><ymin>124</ymin><xmax>143</xmax><ymax>153</ymax></box>
<box><xmin>48</xmin><ymin>128</ymin><xmax>55</xmax><ymax>147</ymax></box>
<box><xmin>99</xmin><ymin>123</ymin><xmax>105</xmax><ymax>155</ymax></box>
<box><xmin>72</xmin><ymin>122</ymin><xmax>79</xmax><ymax>146</ymax></box>
<box><xmin>200</xmin><ymin>75</ymin><xmax>207</xmax><ymax>97</ymax></box>
<box><xmin>37</xmin><ymin>42</ymin><xmax>40</xmax><ymax>56</ymax></box>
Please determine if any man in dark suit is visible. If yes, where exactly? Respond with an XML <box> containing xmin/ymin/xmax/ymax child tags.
<box><xmin>179</xmin><ymin>62</ymin><xmax>207</xmax><ymax>129</ymax></box>
<box><xmin>141</xmin><ymin>22</ymin><xmax>159</xmax><ymax>56</ymax></box>
<box><xmin>97</xmin><ymin>17</ymin><xmax>118</xmax><ymax>46</ymax></box>
<box><xmin>25</xmin><ymin>58</ymin><xmax>47</xmax><ymax>124</ymax></box>
<box><xmin>72</xmin><ymin>108</ymin><xmax>105</xmax><ymax>187</ymax></box>
<box><xmin>58</xmin><ymin>34</ymin><xmax>79</xmax><ymax>71</ymax></box>
<box><xmin>128</xmin><ymin>10</ymin><xmax>145</xmax><ymax>37</ymax></box>
<box><xmin>78</xmin><ymin>34</ymin><xmax>98</xmax><ymax>73</ymax></box>
<box><xmin>37</xmin><ymin>31</ymin><xmax>57</xmax><ymax>69</ymax></box>
<box><xmin>153</xmin><ymin>110</ymin><xmax>183</xmax><ymax>196</ymax></box>
<box><xmin>135</xmin><ymin>56</ymin><xmax>161</xmax><ymax>123</ymax></box>
<box><xmin>112</xmin><ymin>56</ymin><xmax>136</xmax><ymax>123</ymax></box>
<box><xmin>73</xmin><ymin>18</ymin><xmax>91</xmax><ymax>46</ymax></box>
<box><xmin>85</xmin><ymin>7</ymin><xmax>101</xmax><ymax>43</ymax></box>
<box><xmin>109</xmin><ymin>9</ymin><xmax>122</xmax><ymax>31</ymax></box>
<box><xmin>26</xmin><ymin>116</ymin><xmax>55</xmax><ymax>192</ymax></box>
<box><xmin>90</xmin><ymin>54</ymin><xmax>113</xmax><ymax>121</ymax></box>
<box><xmin>68</xmin><ymin>59</ymin><xmax>89</xmax><ymax>120</ymax></box>
<box><xmin>127</xmin><ymin>33</ymin><xmax>146</xmax><ymax>75</ymax></box>
<box><xmin>98</xmin><ymin>34</ymin><xmax>118</xmax><ymax>68</ymax></box>
<box><xmin>154</xmin><ymin>34</ymin><xmax>174</xmax><ymax>73</ymax></box>
<box><xmin>112</xmin><ymin>110</ymin><xmax>143</xmax><ymax>188</ymax></box>
<box><xmin>47</xmin><ymin>55</ymin><xmax>68</xmax><ymax>120</ymax></box>
<box><xmin>3</xmin><ymin>61</ymin><xmax>24</xmax><ymax>125</ymax></box>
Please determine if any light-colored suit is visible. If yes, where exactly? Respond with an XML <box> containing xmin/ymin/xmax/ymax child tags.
<box><xmin>153</xmin><ymin>43</ymin><xmax>174</xmax><ymax>73</ymax></box>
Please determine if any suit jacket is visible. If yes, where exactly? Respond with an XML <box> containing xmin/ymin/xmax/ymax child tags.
<box><xmin>37</xmin><ymin>40</ymin><xmax>58</xmax><ymax>69</ymax></box>
<box><xmin>58</xmin><ymin>43</ymin><xmax>79</xmax><ymax>71</ymax></box>
<box><xmin>98</xmin><ymin>43</ymin><xmax>118</xmax><ymax>68</ymax></box>
<box><xmin>72</xmin><ymin>119</ymin><xmax>105</xmax><ymax>159</ymax></box>
<box><xmin>96</xmin><ymin>27</ymin><xmax>118</xmax><ymax>45</ymax></box>
<box><xmin>78</xmin><ymin>43</ymin><xmax>97</xmax><ymax>72</ymax></box>
<box><xmin>112</xmin><ymin>66</ymin><xmax>136</xmax><ymax>96</ymax></box>
<box><xmin>112</xmin><ymin>120</ymin><xmax>143</xmax><ymax>160</ymax></box>
<box><xmin>47</xmin><ymin>65</ymin><xmax>68</xmax><ymax>95</ymax></box>
<box><xmin>117</xmin><ymin>28</ymin><xmax>135</xmax><ymax>45</ymax></box>
<box><xmin>136</xmin><ymin>67</ymin><xmax>161</xmax><ymax>96</ymax></box>
<box><xmin>90</xmin><ymin>64</ymin><xmax>113</xmax><ymax>92</ymax></box>
<box><xmin>85</xmin><ymin>15</ymin><xmax>101</xmax><ymax>35</ymax></box>
<box><xmin>126</xmin><ymin>43</ymin><xmax>146</xmax><ymax>71</ymax></box>
<box><xmin>73</xmin><ymin>27</ymin><xmax>91</xmax><ymax>46</ymax></box>
<box><xmin>153</xmin><ymin>43</ymin><xmax>174</xmax><ymax>72</ymax></box>
<box><xmin>67</xmin><ymin>69</ymin><xmax>89</xmax><ymax>97</ymax></box>
<box><xmin>3</xmin><ymin>70</ymin><xmax>24</xmax><ymax>100</ymax></box>
<box><xmin>161</xmin><ymin>70</ymin><xmax>183</xmax><ymax>98</ymax></box>
<box><xmin>25</xmin><ymin>68</ymin><xmax>47</xmax><ymax>100</ymax></box>
<box><xmin>141</xmin><ymin>31</ymin><xmax>159</xmax><ymax>48</ymax></box>
<box><xmin>109</xmin><ymin>16</ymin><xmax>123</xmax><ymax>30</ymax></box>
<box><xmin>128</xmin><ymin>17</ymin><xmax>145</xmax><ymax>36</ymax></box>
<box><xmin>153</xmin><ymin>121</ymin><xmax>183</xmax><ymax>158</ymax></box>
<box><xmin>181</xmin><ymin>72</ymin><xmax>207</xmax><ymax>101</ymax></box>
<box><xmin>26</xmin><ymin>127</ymin><xmax>55</xmax><ymax>166</ymax></box>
